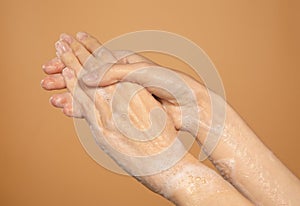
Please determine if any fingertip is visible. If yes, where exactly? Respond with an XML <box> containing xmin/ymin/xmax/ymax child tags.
<box><xmin>49</xmin><ymin>95</ymin><xmax>54</xmax><ymax>106</ymax></box>
<box><xmin>55</xmin><ymin>40</ymin><xmax>71</xmax><ymax>56</ymax></box>
<box><xmin>63</xmin><ymin>106</ymin><xmax>74</xmax><ymax>117</ymax></box>
<box><xmin>40</xmin><ymin>78</ymin><xmax>45</xmax><ymax>87</ymax></box>
<box><xmin>49</xmin><ymin>94</ymin><xmax>61</xmax><ymax>107</ymax></box>
<box><xmin>42</xmin><ymin>57</ymin><xmax>65</xmax><ymax>74</ymax></box>
<box><xmin>76</xmin><ymin>31</ymin><xmax>88</xmax><ymax>41</ymax></box>
<box><xmin>40</xmin><ymin>78</ymin><xmax>52</xmax><ymax>90</ymax></box>
<box><xmin>41</xmin><ymin>64</ymin><xmax>48</xmax><ymax>71</ymax></box>
<box><xmin>42</xmin><ymin>65</ymin><xmax>54</xmax><ymax>75</ymax></box>
<box><xmin>59</xmin><ymin>33</ymin><xmax>73</xmax><ymax>44</ymax></box>
<box><xmin>49</xmin><ymin>95</ymin><xmax>62</xmax><ymax>108</ymax></box>
<box><xmin>62</xmin><ymin>67</ymin><xmax>75</xmax><ymax>80</ymax></box>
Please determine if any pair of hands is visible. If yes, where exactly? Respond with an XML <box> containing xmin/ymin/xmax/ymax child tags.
<box><xmin>42</xmin><ymin>32</ymin><xmax>217</xmax><ymax>197</ymax></box>
<box><xmin>41</xmin><ymin>32</ymin><xmax>300</xmax><ymax>206</ymax></box>
<box><xmin>41</xmin><ymin>32</ymin><xmax>213</xmax><ymax>164</ymax></box>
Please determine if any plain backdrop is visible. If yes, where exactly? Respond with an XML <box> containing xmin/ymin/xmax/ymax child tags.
<box><xmin>0</xmin><ymin>0</ymin><xmax>299</xmax><ymax>205</ymax></box>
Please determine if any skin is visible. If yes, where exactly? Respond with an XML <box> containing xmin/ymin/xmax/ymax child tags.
<box><xmin>41</xmin><ymin>32</ymin><xmax>300</xmax><ymax>205</ymax></box>
<box><xmin>82</xmin><ymin>52</ymin><xmax>300</xmax><ymax>205</ymax></box>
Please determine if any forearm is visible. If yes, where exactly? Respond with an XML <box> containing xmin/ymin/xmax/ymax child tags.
<box><xmin>144</xmin><ymin>153</ymin><xmax>253</xmax><ymax>206</ymax></box>
<box><xmin>195</xmin><ymin>94</ymin><xmax>300</xmax><ymax>205</ymax></box>
<box><xmin>71</xmin><ymin>48</ymin><xmax>300</xmax><ymax>204</ymax></box>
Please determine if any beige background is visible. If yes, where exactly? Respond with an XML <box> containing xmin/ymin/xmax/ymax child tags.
<box><xmin>0</xmin><ymin>0</ymin><xmax>299</xmax><ymax>205</ymax></box>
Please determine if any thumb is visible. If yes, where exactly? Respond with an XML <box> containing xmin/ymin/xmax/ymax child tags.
<box><xmin>82</xmin><ymin>62</ymin><xmax>188</xmax><ymax>103</ymax></box>
<box><xmin>81</xmin><ymin>62</ymin><xmax>137</xmax><ymax>87</ymax></box>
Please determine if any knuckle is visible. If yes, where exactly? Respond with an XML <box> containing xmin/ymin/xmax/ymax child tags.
<box><xmin>87</xmin><ymin>37</ymin><xmax>98</xmax><ymax>46</ymax></box>
<box><xmin>61</xmin><ymin>53</ymin><xmax>74</xmax><ymax>65</ymax></box>
<box><xmin>71</xmin><ymin>42</ymin><xmax>82</xmax><ymax>54</ymax></box>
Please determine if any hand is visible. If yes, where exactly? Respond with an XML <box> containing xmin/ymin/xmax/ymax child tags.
<box><xmin>41</xmin><ymin>32</ymin><xmax>254</xmax><ymax>206</ymax></box>
<box><xmin>83</xmin><ymin>51</ymin><xmax>300</xmax><ymax>205</ymax></box>
<box><xmin>75</xmin><ymin>33</ymin><xmax>300</xmax><ymax>205</ymax></box>
<box><xmin>41</xmin><ymin>32</ymin><xmax>300</xmax><ymax>206</ymax></box>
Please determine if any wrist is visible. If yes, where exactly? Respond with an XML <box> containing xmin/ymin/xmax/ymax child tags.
<box><xmin>148</xmin><ymin>153</ymin><xmax>229</xmax><ymax>205</ymax></box>
<box><xmin>163</xmin><ymin>155</ymin><xmax>253</xmax><ymax>206</ymax></box>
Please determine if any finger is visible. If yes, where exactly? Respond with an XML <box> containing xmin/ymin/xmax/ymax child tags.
<box><xmin>82</xmin><ymin>63</ymin><xmax>141</xmax><ymax>86</ymax></box>
<box><xmin>62</xmin><ymin>102</ymin><xmax>83</xmax><ymax>118</ymax></box>
<box><xmin>82</xmin><ymin>62</ymin><xmax>176</xmax><ymax>101</ymax></box>
<box><xmin>50</xmin><ymin>92</ymin><xmax>83</xmax><ymax>118</ymax></box>
<box><xmin>60</xmin><ymin>33</ymin><xmax>95</xmax><ymax>66</ymax></box>
<box><xmin>76</xmin><ymin>32</ymin><xmax>116</xmax><ymax>63</ymax></box>
<box><xmin>61</xmin><ymin>67</ymin><xmax>87</xmax><ymax>118</ymax></box>
<box><xmin>61</xmin><ymin>67</ymin><xmax>94</xmax><ymax>114</ymax></box>
<box><xmin>62</xmin><ymin>67</ymin><xmax>77</xmax><ymax>92</ymax></box>
<box><xmin>62</xmin><ymin>66</ymin><xmax>108</xmax><ymax>128</ymax></box>
<box><xmin>55</xmin><ymin>40</ymin><xmax>84</xmax><ymax>76</ymax></box>
<box><xmin>42</xmin><ymin>57</ymin><xmax>65</xmax><ymax>74</ymax></box>
<box><xmin>93</xmin><ymin>88</ymin><xmax>113</xmax><ymax>124</ymax></box>
<box><xmin>41</xmin><ymin>73</ymin><xmax>66</xmax><ymax>90</ymax></box>
<box><xmin>113</xmin><ymin>50</ymin><xmax>155</xmax><ymax>64</ymax></box>
<box><xmin>50</xmin><ymin>92</ymin><xmax>72</xmax><ymax>108</ymax></box>
<box><xmin>76</xmin><ymin>32</ymin><xmax>102</xmax><ymax>54</ymax></box>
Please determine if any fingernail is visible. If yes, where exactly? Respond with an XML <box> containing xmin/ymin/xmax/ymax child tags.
<box><xmin>43</xmin><ymin>57</ymin><xmax>63</xmax><ymax>71</ymax></box>
<box><xmin>42</xmin><ymin>63</ymin><xmax>55</xmax><ymax>71</ymax></box>
<box><xmin>76</xmin><ymin>32</ymin><xmax>88</xmax><ymax>41</ymax></box>
<box><xmin>41</xmin><ymin>79</ymin><xmax>54</xmax><ymax>89</ymax></box>
<box><xmin>55</xmin><ymin>40</ymin><xmax>71</xmax><ymax>56</ymax></box>
<box><xmin>41</xmin><ymin>63</ymin><xmax>46</xmax><ymax>70</ymax></box>
<box><xmin>42</xmin><ymin>58</ymin><xmax>56</xmax><ymax>70</ymax></box>
<box><xmin>54</xmin><ymin>96</ymin><xmax>62</xmax><ymax>105</ymax></box>
<box><xmin>45</xmin><ymin>80</ymin><xmax>54</xmax><ymax>88</ymax></box>
<box><xmin>62</xmin><ymin>68</ymin><xmax>74</xmax><ymax>80</ymax></box>
<box><xmin>82</xmin><ymin>71</ymin><xmax>99</xmax><ymax>83</ymax></box>
<box><xmin>60</xmin><ymin>33</ymin><xmax>73</xmax><ymax>44</ymax></box>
